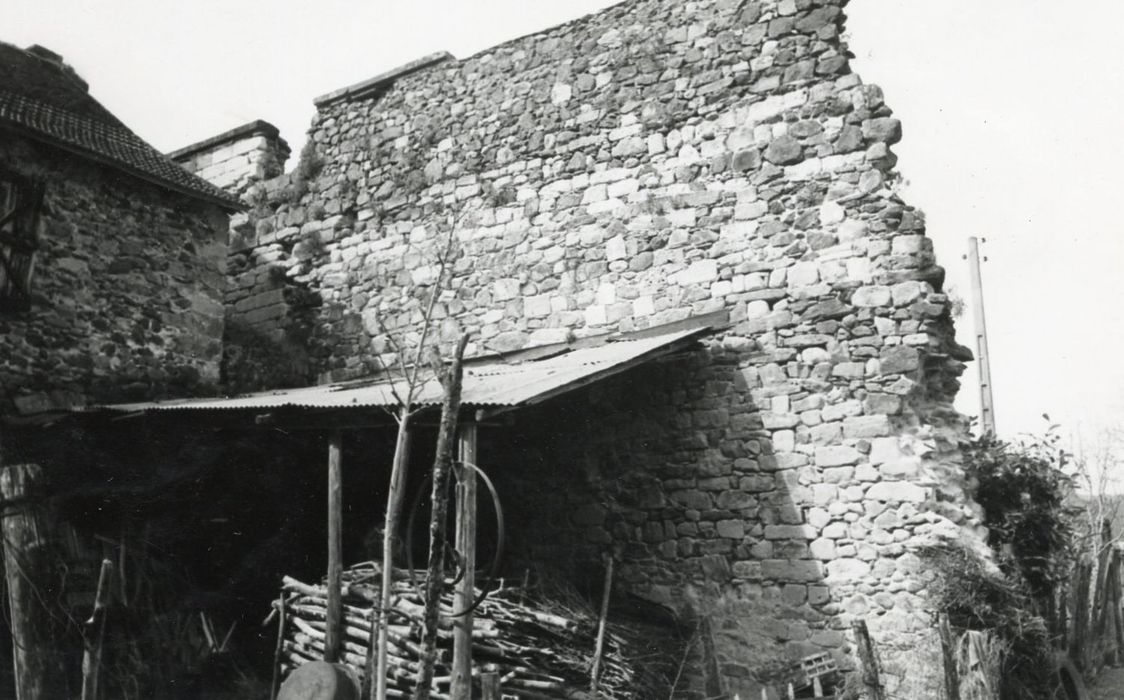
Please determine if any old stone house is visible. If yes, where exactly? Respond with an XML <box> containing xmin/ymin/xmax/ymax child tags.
<box><xmin>0</xmin><ymin>41</ymin><xmax>238</xmax><ymax>416</ymax></box>
<box><xmin>158</xmin><ymin>0</ymin><xmax>990</xmax><ymax>695</ymax></box>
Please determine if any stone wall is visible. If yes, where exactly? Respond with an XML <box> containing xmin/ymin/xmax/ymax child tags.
<box><xmin>170</xmin><ymin>119</ymin><xmax>290</xmax><ymax>198</ymax></box>
<box><xmin>0</xmin><ymin>135</ymin><xmax>229</xmax><ymax>413</ymax></box>
<box><xmin>210</xmin><ymin>0</ymin><xmax>984</xmax><ymax>694</ymax></box>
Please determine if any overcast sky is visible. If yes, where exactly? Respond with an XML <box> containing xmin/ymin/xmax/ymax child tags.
<box><xmin>8</xmin><ymin>1</ymin><xmax>1124</xmax><ymax>458</ymax></box>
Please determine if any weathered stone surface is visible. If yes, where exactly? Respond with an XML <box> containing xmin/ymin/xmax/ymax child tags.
<box><xmin>881</xmin><ymin>345</ymin><xmax>921</xmax><ymax>374</ymax></box>
<box><xmin>0</xmin><ymin>135</ymin><xmax>228</xmax><ymax>411</ymax></box>
<box><xmin>866</xmin><ymin>481</ymin><xmax>928</xmax><ymax>503</ymax></box>
<box><xmin>764</xmin><ymin>136</ymin><xmax>804</xmax><ymax>165</ymax></box>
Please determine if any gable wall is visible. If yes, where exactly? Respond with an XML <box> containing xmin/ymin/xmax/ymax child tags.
<box><xmin>216</xmin><ymin>0</ymin><xmax>984</xmax><ymax>694</ymax></box>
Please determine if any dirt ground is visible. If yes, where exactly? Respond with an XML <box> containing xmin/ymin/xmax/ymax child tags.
<box><xmin>1090</xmin><ymin>665</ymin><xmax>1124</xmax><ymax>699</ymax></box>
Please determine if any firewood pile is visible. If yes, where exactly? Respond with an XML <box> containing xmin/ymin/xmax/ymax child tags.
<box><xmin>273</xmin><ymin>563</ymin><xmax>643</xmax><ymax>699</ymax></box>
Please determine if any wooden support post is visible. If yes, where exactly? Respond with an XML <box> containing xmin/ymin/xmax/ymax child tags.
<box><xmin>325</xmin><ymin>431</ymin><xmax>344</xmax><ymax>663</ymax></box>
<box><xmin>852</xmin><ymin>620</ymin><xmax>884</xmax><ymax>700</ymax></box>
<box><xmin>1111</xmin><ymin>551</ymin><xmax>1124</xmax><ymax>664</ymax></box>
<box><xmin>1072</xmin><ymin>561</ymin><xmax>1092</xmax><ymax>670</ymax></box>
<box><xmin>0</xmin><ymin>463</ymin><xmax>69</xmax><ymax>700</ymax></box>
<box><xmin>451</xmin><ymin>421</ymin><xmax>478</xmax><ymax>700</ymax></box>
<box><xmin>938</xmin><ymin>613</ymin><xmax>961</xmax><ymax>700</ymax></box>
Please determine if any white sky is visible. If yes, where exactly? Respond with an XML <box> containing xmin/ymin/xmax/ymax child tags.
<box><xmin>8</xmin><ymin>0</ymin><xmax>1124</xmax><ymax>451</ymax></box>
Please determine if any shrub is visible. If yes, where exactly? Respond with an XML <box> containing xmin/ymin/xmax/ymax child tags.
<box><xmin>920</xmin><ymin>430</ymin><xmax>1078</xmax><ymax>700</ymax></box>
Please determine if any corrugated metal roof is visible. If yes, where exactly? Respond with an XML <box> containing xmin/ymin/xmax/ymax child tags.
<box><xmin>90</xmin><ymin>326</ymin><xmax>712</xmax><ymax>415</ymax></box>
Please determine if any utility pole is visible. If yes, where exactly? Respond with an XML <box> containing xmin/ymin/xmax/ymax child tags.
<box><xmin>968</xmin><ymin>236</ymin><xmax>996</xmax><ymax>435</ymax></box>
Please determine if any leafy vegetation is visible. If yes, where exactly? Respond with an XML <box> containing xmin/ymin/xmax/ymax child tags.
<box><xmin>921</xmin><ymin>429</ymin><xmax>1079</xmax><ymax>700</ymax></box>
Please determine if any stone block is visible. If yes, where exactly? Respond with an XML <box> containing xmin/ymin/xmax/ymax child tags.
<box><xmin>826</xmin><ymin>557</ymin><xmax>872</xmax><ymax>582</ymax></box>
<box><xmin>815</xmin><ymin>446</ymin><xmax>860</xmax><ymax>467</ymax></box>
<box><xmin>762</xmin><ymin>559</ymin><xmax>824</xmax><ymax>582</ymax></box>
<box><xmin>717</xmin><ymin>520</ymin><xmax>746</xmax><ymax>539</ymax></box>
<box><xmin>865</xmin><ymin>482</ymin><xmax>927</xmax><ymax>503</ymax></box>
<box><xmin>843</xmin><ymin>415</ymin><xmax>892</xmax><ymax>438</ymax></box>
<box><xmin>764</xmin><ymin>524</ymin><xmax>815</xmax><ymax>540</ymax></box>
<box><xmin>880</xmin><ymin>345</ymin><xmax>920</xmax><ymax>374</ymax></box>
<box><xmin>869</xmin><ymin>437</ymin><xmax>903</xmax><ymax>465</ymax></box>
<box><xmin>852</xmin><ymin>285</ymin><xmax>891</xmax><ymax>307</ymax></box>
<box><xmin>764</xmin><ymin>136</ymin><xmax>804</xmax><ymax>165</ymax></box>
<box><xmin>810</xmin><ymin>538</ymin><xmax>836</xmax><ymax>560</ymax></box>
<box><xmin>677</xmin><ymin>259</ymin><xmax>718</xmax><ymax>285</ymax></box>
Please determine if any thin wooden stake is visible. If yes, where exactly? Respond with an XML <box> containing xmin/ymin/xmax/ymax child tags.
<box><xmin>451</xmin><ymin>422</ymin><xmax>478</xmax><ymax>700</ymax></box>
<box><xmin>589</xmin><ymin>553</ymin><xmax>614</xmax><ymax>697</ymax></box>
<box><xmin>852</xmin><ymin>619</ymin><xmax>884</xmax><ymax>700</ymax></box>
<box><xmin>938</xmin><ymin>613</ymin><xmax>961</xmax><ymax>700</ymax></box>
<box><xmin>81</xmin><ymin>558</ymin><xmax>114</xmax><ymax>700</ymax></box>
<box><xmin>325</xmin><ymin>430</ymin><xmax>344</xmax><ymax>663</ymax></box>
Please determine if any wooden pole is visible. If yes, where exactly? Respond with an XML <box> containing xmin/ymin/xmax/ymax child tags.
<box><xmin>852</xmin><ymin>619</ymin><xmax>884</xmax><ymax>700</ymax></box>
<box><xmin>0</xmin><ymin>462</ymin><xmax>69</xmax><ymax>700</ymax></box>
<box><xmin>968</xmin><ymin>236</ymin><xmax>997</xmax><ymax>435</ymax></box>
<box><xmin>371</xmin><ymin>407</ymin><xmax>412</xmax><ymax>700</ymax></box>
<box><xmin>81</xmin><ymin>559</ymin><xmax>114</xmax><ymax>700</ymax></box>
<box><xmin>1111</xmin><ymin>551</ymin><xmax>1124</xmax><ymax>664</ymax></box>
<box><xmin>451</xmin><ymin>421</ymin><xmax>478</xmax><ymax>700</ymax></box>
<box><xmin>589</xmin><ymin>553</ymin><xmax>614</xmax><ymax>697</ymax></box>
<box><xmin>414</xmin><ymin>333</ymin><xmax>470</xmax><ymax>700</ymax></box>
<box><xmin>937</xmin><ymin>613</ymin><xmax>961</xmax><ymax>700</ymax></box>
<box><xmin>1072</xmin><ymin>561</ymin><xmax>1092</xmax><ymax>670</ymax></box>
<box><xmin>325</xmin><ymin>430</ymin><xmax>344</xmax><ymax>663</ymax></box>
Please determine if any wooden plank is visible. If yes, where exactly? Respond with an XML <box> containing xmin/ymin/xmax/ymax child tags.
<box><xmin>451</xmin><ymin>422</ymin><xmax>478</xmax><ymax>700</ymax></box>
<box><xmin>938</xmin><ymin>613</ymin><xmax>961</xmax><ymax>700</ymax></box>
<box><xmin>0</xmin><ymin>463</ymin><xmax>69</xmax><ymax>700</ymax></box>
<box><xmin>325</xmin><ymin>430</ymin><xmax>343</xmax><ymax>663</ymax></box>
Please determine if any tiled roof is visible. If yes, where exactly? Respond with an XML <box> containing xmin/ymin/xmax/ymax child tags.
<box><xmin>0</xmin><ymin>42</ymin><xmax>241</xmax><ymax>210</ymax></box>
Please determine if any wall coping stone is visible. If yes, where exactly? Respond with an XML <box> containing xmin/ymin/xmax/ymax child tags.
<box><xmin>168</xmin><ymin>119</ymin><xmax>290</xmax><ymax>162</ymax></box>
<box><xmin>312</xmin><ymin>51</ymin><xmax>455</xmax><ymax>108</ymax></box>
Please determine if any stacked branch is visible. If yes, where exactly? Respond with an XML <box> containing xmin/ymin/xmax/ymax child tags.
<box><xmin>274</xmin><ymin>564</ymin><xmax>637</xmax><ymax>699</ymax></box>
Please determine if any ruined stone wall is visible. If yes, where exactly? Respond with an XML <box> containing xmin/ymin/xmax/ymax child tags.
<box><xmin>170</xmin><ymin>119</ymin><xmax>290</xmax><ymax>199</ymax></box>
<box><xmin>216</xmin><ymin>0</ymin><xmax>984</xmax><ymax>694</ymax></box>
<box><xmin>0</xmin><ymin>136</ymin><xmax>228</xmax><ymax>413</ymax></box>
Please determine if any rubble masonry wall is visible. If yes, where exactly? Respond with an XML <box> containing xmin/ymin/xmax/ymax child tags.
<box><xmin>0</xmin><ymin>136</ymin><xmax>228</xmax><ymax>412</ymax></box>
<box><xmin>211</xmin><ymin>0</ymin><xmax>984</xmax><ymax>694</ymax></box>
